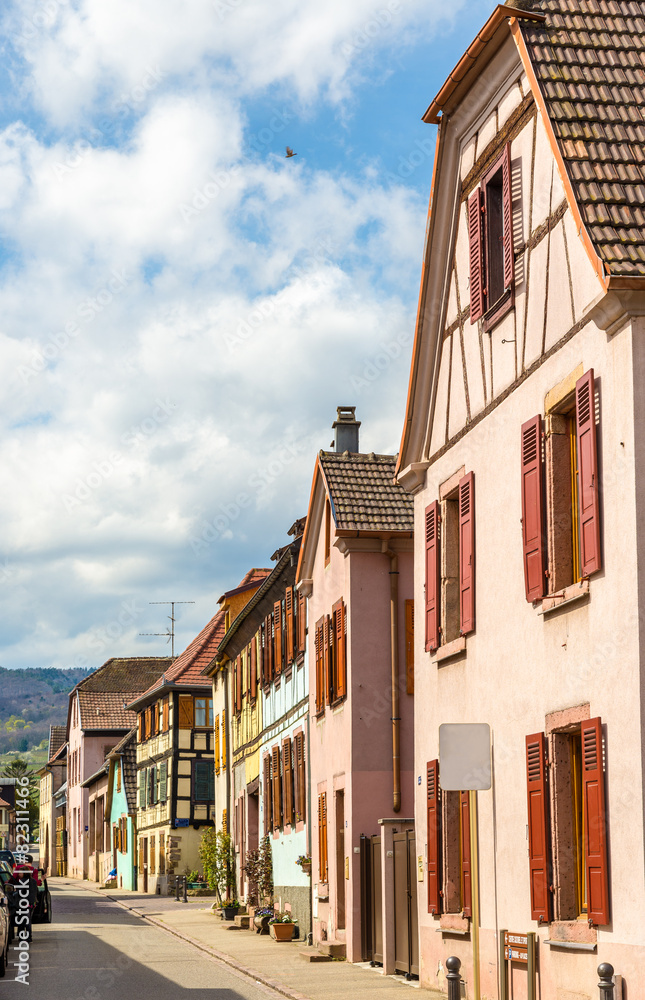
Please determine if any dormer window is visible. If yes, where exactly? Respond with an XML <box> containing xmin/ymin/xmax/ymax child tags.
<box><xmin>468</xmin><ymin>143</ymin><xmax>514</xmax><ymax>330</ymax></box>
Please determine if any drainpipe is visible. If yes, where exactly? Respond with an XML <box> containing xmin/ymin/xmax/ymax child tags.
<box><xmin>382</xmin><ymin>539</ymin><xmax>401</xmax><ymax>813</ymax></box>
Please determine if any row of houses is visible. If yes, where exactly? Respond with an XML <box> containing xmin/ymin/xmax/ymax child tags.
<box><xmin>37</xmin><ymin>1</ymin><xmax>645</xmax><ymax>996</ymax></box>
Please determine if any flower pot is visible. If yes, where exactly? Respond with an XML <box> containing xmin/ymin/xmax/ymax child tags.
<box><xmin>222</xmin><ymin>906</ymin><xmax>239</xmax><ymax>920</ymax></box>
<box><xmin>270</xmin><ymin>922</ymin><xmax>296</xmax><ymax>942</ymax></box>
<box><xmin>187</xmin><ymin>882</ymin><xmax>208</xmax><ymax>889</ymax></box>
<box><xmin>254</xmin><ymin>914</ymin><xmax>271</xmax><ymax>935</ymax></box>
<box><xmin>300</xmin><ymin>862</ymin><xmax>311</xmax><ymax>876</ymax></box>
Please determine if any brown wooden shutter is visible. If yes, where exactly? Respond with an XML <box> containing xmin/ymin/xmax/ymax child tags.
<box><xmin>525</xmin><ymin>732</ymin><xmax>552</xmax><ymax>923</ymax></box>
<box><xmin>333</xmin><ymin>599</ymin><xmax>347</xmax><ymax>700</ymax></box>
<box><xmin>235</xmin><ymin>655</ymin><xmax>242</xmax><ymax>713</ymax></box>
<box><xmin>137</xmin><ymin>713</ymin><xmax>143</xmax><ymax>742</ymax></box>
<box><xmin>468</xmin><ymin>188</ymin><xmax>485</xmax><ymax>322</ymax></box>
<box><xmin>315</xmin><ymin>618</ymin><xmax>324</xmax><ymax>713</ymax></box>
<box><xmin>271</xmin><ymin>745</ymin><xmax>282</xmax><ymax>831</ymax></box>
<box><xmin>521</xmin><ymin>416</ymin><xmax>546</xmax><ymax>602</ymax></box>
<box><xmin>162</xmin><ymin>697</ymin><xmax>169</xmax><ymax>732</ymax></box>
<box><xmin>250</xmin><ymin>637</ymin><xmax>257</xmax><ymax>700</ymax></box>
<box><xmin>285</xmin><ymin>588</ymin><xmax>295</xmax><ymax>664</ymax></box>
<box><xmin>581</xmin><ymin>717</ymin><xmax>609</xmax><ymax>925</ymax></box>
<box><xmin>263</xmin><ymin>754</ymin><xmax>272</xmax><ymax>836</ymax></box>
<box><xmin>318</xmin><ymin>791</ymin><xmax>328</xmax><ymax>882</ymax></box>
<box><xmin>425</xmin><ymin>501</ymin><xmax>441</xmax><ymax>652</ymax></box>
<box><xmin>297</xmin><ymin>592</ymin><xmax>306</xmax><ymax>654</ymax></box>
<box><xmin>295</xmin><ymin>732</ymin><xmax>306</xmax><ymax>823</ymax></box>
<box><xmin>178</xmin><ymin>694</ymin><xmax>193</xmax><ymax>729</ymax></box>
<box><xmin>267</xmin><ymin>614</ymin><xmax>274</xmax><ymax>680</ymax></box>
<box><xmin>426</xmin><ymin>760</ymin><xmax>440</xmax><ymax>914</ymax></box>
<box><xmin>502</xmin><ymin>142</ymin><xmax>514</xmax><ymax>292</ymax></box>
<box><xmin>405</xmin><ymin>599</ymin><xmax>414</xmax><ymax>694</ymax></box>
<box><xmin>460</xmin><ymin>791</ymin><xmax>472</xmax><ymax>917</ymax></box>
<box><xmin>323</xmin><ymin>615</ymin><xmax>332</xmax><ymax>703</ymax></box>
<box><xmin>576</xmin><ymin>369</ymin><xmax>601</xmax><ymax>577</ymax></box>
<box><xmin>273</xmin><ymin>601</ymin><xmax>282</xmax><ymax>675</ymax></box>
<box><xmin>458</xmin><ymin>471</ymin><xmax>475</xmax><ymax>635</ymax></box>
<box><xmin>283</xmin><ymin>737</ymin><xmax>294</xmax><ymax>827</ymax></box>
<box><xmin>145</xmin><ymin>706</ymin><xmax>152</xmax><ymax>737</ymax></box>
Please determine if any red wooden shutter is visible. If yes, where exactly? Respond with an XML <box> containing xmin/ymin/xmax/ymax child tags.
<box><xmin>283</xmin><ymin>737</ymin><xmax>293</xmax><ymax>827</ymax></box>
<box><xmin>525</xmin><ymin>732</ymin><xmax>552</xmax><ymax>923</ymax></box>
<box><xmin>263</xmin><ymin>754</ymin><xmax>272</xmax><ymax>836</ymax></box>
<box><xmin>285</xmin><ymin>588</ymin><xmax>294</xmax><ymax>664</ymax></box>
<box><xmin>333</xmin><ymin>599</ymin><xmax>347</xmax><ymax>700</ymax></box>
<box><xmin>502</xmin><ymin>142</ymin><xmax>514</xmax><ymax>291</ymax></box>
<box><xmin>314</xmin><ymin>619</ymin><xmax>324</xmax><ymax>713</ymax></box>
<box><xmin>468</xmin><ymin>188</ymin><xmax>485</xmax><ymax>322</ymax></box>
<box><xmin>236</xmin><ymin>655</ymin><xmax>242</xmax><ymax>713</ymax></box>
<box><xmin>425</xmin><ymin>501</ymin><xmax>441</xmax><ymax>652</ymax></box>
<box><xmin>582</xmin><ymin>717</ymin><xmax>609</xmax><ymax>925</ymax></box>
<box><xmin>576</xmin><ymin>369</ymin><xmax>601</xmax><ymax>577</ymax></box>
<box><xmin>521</xmin><ymin>416</ymin><xmax>546</xmax><ymax>602</ymax></box>
<box><xmin>274</xmin><ymin>601</ymin><xmax>283</xmax><ymax>675</ymax></box>
<box><xmin>323</xmin><ymin>615</ymin><xmax>332</xmax><ymax>703</ymax></box>
<box><xmin>295</xmin><ymin>733</ymin><xmax>306</xmax><ymax>822</ymax></box>
<box><xmin>271</xmin><ymin>745</ymin><xmax>282</xmax><ymax>831</ymax></box>
<box><xmin>405</xmin><ymin>600</ymin><xmax>414</xmax><ymax>694</ymax></box>
<box><xmin>460</xmin><ymin>791</ymin><xmax>472</xmax><ymax>917</ymax></box>
<box><xmin>297</xmin><ymin>592</ymin><xmax>306</xmax><ymax>653</ymax></box>
<box><xmin>426</xmin><ymin>760</ymin><xmax>440</xmax><ymax>914</ymax></box>
<box><xmin>458</xmin><ymin>472</ymin><xmax>475</xmax><ymax>635</ymax></box>
<box><xmin>266</xmin><ymin>614</ymin><xmax>274</xmax><ymax>681</ymax></box>
<box><xmin>250</xmin><ymin>637</ymin><xmax>257</xmax><ymax>701</ymax></box>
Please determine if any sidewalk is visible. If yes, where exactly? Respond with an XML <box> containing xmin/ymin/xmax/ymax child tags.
<box><xmin>61</xmin><ymin>879</ymin><xmax>444</xmax><ymax>1000</ymax></box>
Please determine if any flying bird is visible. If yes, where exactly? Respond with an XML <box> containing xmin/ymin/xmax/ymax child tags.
<box><xmin>285</xmin><ymin>147</ymin><xmax>297</xmax><ymax>158</ymax></box>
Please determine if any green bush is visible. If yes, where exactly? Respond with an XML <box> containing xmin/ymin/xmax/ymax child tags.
<box><xmin>199</xmin><ymin>828</ymin><xmax>236</xmax><ymax>902</ymax></box>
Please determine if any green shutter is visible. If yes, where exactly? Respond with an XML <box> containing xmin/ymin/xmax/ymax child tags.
<box><xmin>208</xmin><ymin>766</ymin><xmax>214</xmax><ymax>802</ymax></box>
<box><xmin>139</xmin><ymin>771</ymin><xmax>145</xmax><ymax>808</ymax></box>
<box><xmin>193</xmin><ymin>761</ymin><xmax>211</xmax><ymax>803</ymax></box>
<box><xmin>159</xmin><ymin>761</ymin><xmax>168</xmax><ymax>803</ymax></box>
<box><xmin>150</xmin><ymin>765</ymin><xmax>157</xmax><ymax>805</ymax></box>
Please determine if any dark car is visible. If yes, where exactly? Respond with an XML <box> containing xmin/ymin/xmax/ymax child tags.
<box><xmin>0</xmin><ymin>851</ymin><xmax>15</xmax><ymax>870</ymax></box>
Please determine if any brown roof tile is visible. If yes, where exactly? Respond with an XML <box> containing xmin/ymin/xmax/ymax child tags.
<box><xmin>78</xmin><ymin>691</ymin><xmax>142</xmax><ymax>730</ymax></box>
<box><xmin>48</xmin><ymin>726</ymin><xmax>66</xmax><ymax>763</ymax></box>
<box><xmin>72</xmin><ymin>657</ymin><xmax>172</xmax><ymax>695</ymax></box>
<box><xmin>521</xmin><ymin>0</ymin><xmax>645</xmax><ymax>275</ymax></box>
<box><xmin>320</xmin><ymin>452</ymin><xmax>414</xmax><ymax>533</ymax></box>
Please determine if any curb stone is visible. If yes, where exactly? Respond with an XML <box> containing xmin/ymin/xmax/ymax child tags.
<box><xmin>74</xmin><ymin>881</ymin><xmax>310</xmax><ymax>1000</ymax></box>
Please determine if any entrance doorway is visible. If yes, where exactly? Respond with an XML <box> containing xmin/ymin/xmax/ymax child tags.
<box><xmin>335</xmin><ymin>791</ymin><xmax>345</xmax><ymax>931</ymax></box>
<box><xmin>393</xmin><ymin>829</ymin><xmax>418</xmax><ymax>977</ymax></box>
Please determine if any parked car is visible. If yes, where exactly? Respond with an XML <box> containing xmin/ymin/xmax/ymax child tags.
<box><xmin>0</xmin><ymin>851</ymin><xmax>15</xmax><ymax>869</ymax></box>
<box><xmin>0</xmin><ymin>881</ymin><xmax>10</xmax><ymax>975</ymax></box>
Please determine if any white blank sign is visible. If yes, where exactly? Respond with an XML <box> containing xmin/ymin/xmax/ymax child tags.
<box><xmin>439</xmin><ymin>723</ymin><xmax>491</xmax><ymax>790</ymax></box>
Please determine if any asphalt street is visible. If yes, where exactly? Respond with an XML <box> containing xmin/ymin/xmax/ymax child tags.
<box><xmin>2</xmin><ymin>881</ymin><xmax>284</xmax><ymax>1000</ymax></box>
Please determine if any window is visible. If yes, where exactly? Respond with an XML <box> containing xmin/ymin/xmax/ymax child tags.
<box><xmin>425</xmin><ymin>472</ymin><xmax>475</xmax><ymax>652</ymax></box>
<box><xmin>521</xmin><ymin>369</ymin><xmax>601</xmax><ymax>602</ymax></box>
<box><xmin>468</xmin><ymin>143</ymin><xmax>514</xmax><ymax>328</ymax></box>
<box><xmin>318</xmin><ymin>792</ymin><xmax>328</xmax><ymax>882</ymax></box>
<box><xmin>192</xmin><ymin>760</ymin><xmax>214</xmax><ymax>803</ymax></box>
<box><xmin>195</xmin><ymin>697</ymin><xmax>213</xmax><ymax>727</ymax></box>
<box><xmin>426</xmin><ymin>760</ymin><xmax>472</xmax><ymax>918</ymax></box>
<box><xmin>525</xmin><ymin>718</ymin><xmax>609</xmax><ymax>926</ymax></box>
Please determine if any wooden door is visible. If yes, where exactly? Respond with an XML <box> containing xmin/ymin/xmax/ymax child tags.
<box><xmin>370</xmin><ymin>835</ymin><xmax>382</xmax><ymax>964</ymax></box>
<box><xmin>335</xmin><ymin>791</ymin><xmax>345</xmax><ymax>930</ymax></box>
<box><xmin>394</xmin><ymin>829</ymin><xmax>418</xmax><ymax>977</ymax></box>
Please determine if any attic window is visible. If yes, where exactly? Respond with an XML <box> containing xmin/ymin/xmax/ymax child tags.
<box><xmin>468</xmin><ymin>143</ymin><xmax>514</xmax><ymax>330</ymax></box>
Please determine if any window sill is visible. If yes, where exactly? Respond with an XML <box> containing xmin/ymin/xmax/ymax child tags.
<box><xmin>544</xmin><ymin>939</ymin><xmax>597</xmax><ymax>952</ymax></box>
<box><xmin>482</xmin><ymin>289</ymin><xmax>514</xmax><ymax>332</ymax></box>
<box><xmin>432</xmin><ymin>637</ymin><xmax>466</xmax><ymax>664</ymax></box>
<box><xmin>537</xmin><ymin>579</ymin><xmax>590</xmax><ymax>616</ymax></box>
<box><xmin>438</xmin><ymin>913</ymin><xmax>470</xmax><ymax>934</ymax></box>
<box><xmin>545</xmin><ymin>919</ymin><xmax>596</xmax><ymax>946</ymax></box>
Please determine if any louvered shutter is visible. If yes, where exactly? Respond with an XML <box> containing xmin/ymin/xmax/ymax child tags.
<box><xmin>162</xmin><ymin>697</ymin><xmax>169</xmax><ymax>732</ymax></box>
<box><xmin>427</xmin><ymin>760</ymin><xmax>440</xmax><ymax>914</ymax></box>
<box><xmin>215</xmin><ymin>715</ymin><xmax>220</xmax><ymax>775</ymax></box>
<box><xmin>138</xmin><ymin>713</ymin><xmax>143</xmax><ymax>742</ymax></box>
<box><xmin>315</xmin><ymin>620</ymin><xmax>324</xmax><ymax>713</ymax></box>
<box><xmin>150</xmin><ymin>765</ymin><xmax>157</xmax><ymax>805</ymax></box>
<box><xmin>295</xmin><ymin>733</ymin><xmax>306</xmax><ymax>823</ymax></box>
<box><xmin>267</xmin><ymin>614</ymin><xmax>274</xmax><ymax>680</ymax></box>
<box><xmin>319</xmin><ymin>792</ymin><xmax>328</xmax><ymax>882</ymax></box>
<box><xmin>323</xmin><ymin>615</ymin><xmax>332</xmax><ymax>703</ymax></box>
<box><xmin>159</xmin><ymin>761</ymin><xmax>167</xmax><ymax>803</ymax></box>
<box><xmin>458</xmin><ymin>472</ymin><xmax>475</xmax><ymax>634</ymax></box>
<box><xmin>297</xmin><ymin>592</ymin><xmax>306</xmax><ymax>653</ymax></box>
<box><xmin>194</xmin><ymin>761</ymin><xmax>211</xmax><ymax>803</ymax></box>
<box><xmin>425</xmin><ymin>501</ymin><xmax>441</xmax><ymax>652</ymax></box>
<box><xmin>582</xmin><ymin>717</ymin><xmax>609</xmax><ymax>925</ymax></box>
<box><xmin>333</xmin><ymin>599</ymin><xmax>347</xmax><ymax>700</ymax></box>
<box><xmin>145</xmin><ymin>706</ymin><xmax>152</xmax><ymax>738</ymax></box>
<box><xmin>274</xmin><ymin>601</ymin><xmax>283</xmax><ymax>674</ymax></box>
<box><xmin>263</xmin><ymin>754</ymin><xmax>272</xmax><ymax>836</ymax></box>
<box><xmin>138</xmin><ymin>839</ymin><xmax>144</xmax><ymax>875</ymax></box>
<box><xmin>272</xmin><ymin>745</ymin><xmax>282</xmax><ymax>830</ymax></box>
<box><xmin>576</xmin><ymin>369</ymin><xmax>601</xmax><ymax>577</ymax></box>
<box><xmin>405</xmin><ymin>599</ymin><xmax>414</xmax><ymax>694</ymax></box>
<box><xmin>283</xmin><ymin>738</ymin><xmax>294</xmax><ymax>827</ymax></box>
<box><xmin>250</xmin><ymin>637</ymin><xmax>257</xmax><ymax>700</ymax></box>
<box><xmin>236</xmin><ymin>655</ymin><xmax>242</xmax><ymax>713</ymax></box>
<box><xmin>178</xmin><ymin>694</ymin><xmax>194</xmax><ymax>729</ymax></box>
<box><xmin>222</xmin><ymin>709</ymin><xmax>226</xmax><ymax>767</ymax></box>
<box><xmin>502</xmin><ymin>142</ymin><xmax>514</xmax><ymax>291</ymax></box>
<box><xmin>468</xmin><ymin>188</ymin><xmax>485</xmax><ymax>322</ymax></box>
<box><xmin>521</xmin><ymin>416</ymin><xmax>546</xmax><ymax>602</ymax></box>
<box><xmin>460</xmin><ymin>791</ymin><xmax>472</xmax><ymax>917</ymax></box>
<box><xmin>525</xmin><ymin>732</ymin><xmax>552</xmax><ymax>923</ymax></box>
<box><xmin>139</xmin><ymin>770</ymin><xmax>145</xmax><ymax>808</ymax></box>
<box><xmin>286</xmin><ymin>588</ymin><xmax>295</xmax><ymax>664</ymax></box>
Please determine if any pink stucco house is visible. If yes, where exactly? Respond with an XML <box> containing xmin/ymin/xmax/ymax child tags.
<box><xmin>397</xmin><ymin>1</ymin><xmax>645</xmax><ymax>996</ymax></box>
<box><xmin>66</xmin><ymin>657</ymin><xmax>171</xmax><ymax>879</ymax></box>
<box><xmin>296</xmin><ymin>408</ymin><xmax>414</xmax><ymax>965</ymax></box>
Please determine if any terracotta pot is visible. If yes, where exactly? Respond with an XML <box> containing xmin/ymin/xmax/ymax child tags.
<box><xmin>300</xmin><ymin>862</ymin><xmax>311</xmax><ymax>876</ymax></box>
<box><xmin>270</xmin><ymin>922</ymin><xmax>296</xmax><ymax>942</ymax></box>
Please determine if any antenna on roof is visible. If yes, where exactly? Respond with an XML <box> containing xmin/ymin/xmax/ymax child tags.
<box><xmin>140</xmin><ymin>601</ymin><xmax>195</xmax><ymax>658</ymax></box>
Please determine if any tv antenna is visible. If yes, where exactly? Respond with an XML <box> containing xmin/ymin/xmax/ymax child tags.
<box><xmin>140</xmin><ymin>601</ymin><xmax>195</xmax><ymax>658</ymax></box>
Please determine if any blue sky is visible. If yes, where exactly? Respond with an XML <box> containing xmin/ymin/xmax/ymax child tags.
<box><xmin>0</xmin><ymin>0</ymin><xmax>494</xmax><ymax>671</ymax></box>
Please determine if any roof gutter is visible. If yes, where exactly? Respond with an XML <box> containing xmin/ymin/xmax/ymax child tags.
<box><xmin>423</xmin><ymin>5</ymin><xmax>546</xmax><ymax>124</ymax></box>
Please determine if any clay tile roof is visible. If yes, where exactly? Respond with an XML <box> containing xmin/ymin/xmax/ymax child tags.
<box><xmin>521</xmin><ymin>0</ymin><xmax>645</xmax><ymax>276</ymax></box>
<box><xmin>48</xmin><ymin>726</ymin><xmax>66</xmax><ymax>763</ymax></box>
<box><xmin>320</xmin><ymin>452</ymin><xmax>414</xmax><ymax>533</ymax></box>
<box><xmin>0</xmin><ymin>798</ymin><xmax>11</xmax><ymax>810</ymax></box>
<box><xmin>74</xmin><ymin>657</ymin><xmax>170</xmax><ymax>730</ymax></box>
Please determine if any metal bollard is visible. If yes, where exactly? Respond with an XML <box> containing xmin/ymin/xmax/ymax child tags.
<box><xmin>175</xmin><ymin>876</ymin><xmax>180</xmax><ymax>902</ymax></box>
<box><xmin>597</xmin><ymin>964</ymin><xmax>615</xmax><ymax>1000</ymax></box>
<box><xmin>446</xmin><ymin>956</ymin><xmax>462</xmax><ymax>1000</ymax></box>
<box><xmin>182</xmin><ymin>875</ymin><xmax>187</xmax><ymax>904</ymax></box>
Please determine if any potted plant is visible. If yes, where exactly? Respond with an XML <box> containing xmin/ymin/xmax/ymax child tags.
<box><xmin>295</xmin><ymin>854</ymin><xmax>311</xmax><ymax>876</ymax></box>
<box><xmin>246</xmin><ymin>835</ymin><xmax>274</xmax><ymax>929</ymax></box>
<box><xmin>252</xmin><ymin>905</ymin><xmax>273</xmax><ymax>934</ymax></box>
<box><xmin>222</xmin><ymin>898</ymin><xmax>240</xmax><ymax>920</ymax></box>
<box><xmin>200</xmin><ymin>828</ymin><xmax>236</xmax><ymax>908</ymax></box>
<box><xmin>269</xmin><ymin>911</ymin><xmax>298</xmax><ymax>942</ymax></box>
<box><xmin>186</xmin><ymin>869</ymin><xmax>208</xmax><ymax>889</ymax></box>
